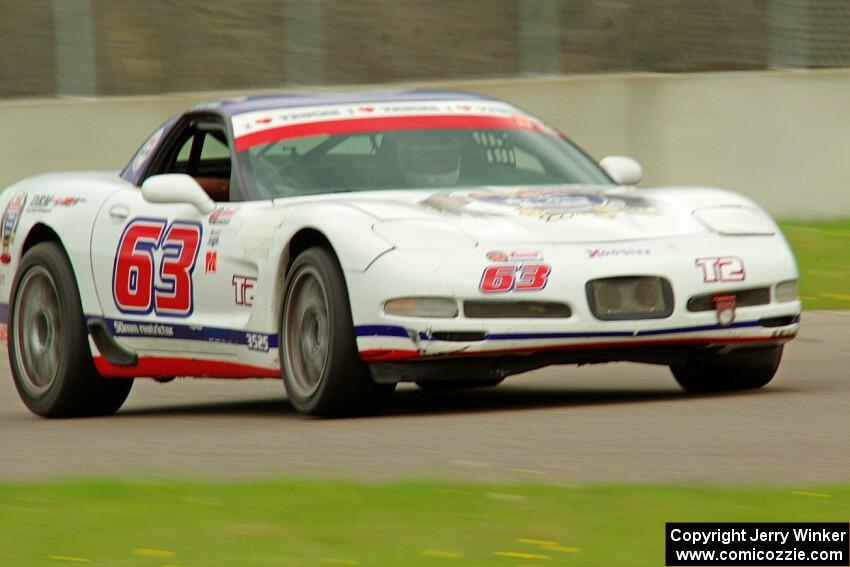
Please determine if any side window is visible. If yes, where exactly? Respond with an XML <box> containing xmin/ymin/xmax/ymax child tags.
<box><xmin>164</xmin><ymin>129</ymin><xmax>233</xmax><ymax>202</ymax></box>
<box><xmin>201</xmin><ymin>134</ymin><xmax>230</xmax><ymax>160</ymax></box>
<box><xmin>174</xmin><ymin>137</ymin><xmax>194</xmax><ymax>171</ymax></box>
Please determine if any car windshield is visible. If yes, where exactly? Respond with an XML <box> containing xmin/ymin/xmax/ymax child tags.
<box><xmin>235</xmin><ymin>109</ymin><xmax>613</xmax><ymax>198</ymax></box>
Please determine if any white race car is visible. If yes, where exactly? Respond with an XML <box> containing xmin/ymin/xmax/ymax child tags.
<box><xmin>0</xmin><ymin>90</ymin><xmax>800</xmax><ymax>417</ymax></box>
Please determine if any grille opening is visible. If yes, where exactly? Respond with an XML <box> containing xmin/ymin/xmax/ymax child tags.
<box><xmin>759</xmin><ymin>315</ymin><xmax>796</xmax><ymax>328</ymax></box>
<box><xmin>687</xmin><ymin>287</ymin><xmax>770</xmax><ymax>312</ymax></box>
<box><xmin>586</xmin><ymin>276</ymin><xmax>673</xmax><ymax>320</ymax></box>
<box><xmin>430</xmin><ymin>331</ymin><xmax>487</xmax><ymax>342</ymax></box>
<box><xmin>464</xmin><ymin>300</ymin><xmax>571</xmax><ymax>319</ymax></box>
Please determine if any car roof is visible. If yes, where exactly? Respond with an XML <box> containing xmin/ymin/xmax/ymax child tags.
<box><xmin>195</xmin><ymin>89</ymin><xmax>496</xmax><ymax>118</ymax></box>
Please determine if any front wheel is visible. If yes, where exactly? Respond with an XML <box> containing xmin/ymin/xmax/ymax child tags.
<box><xmin>8</xmin><ymin>242</ymin><xmax>133</xmax><ymax>417</ymax></box>
<box><xmin>281</xmin><ymin>246</ymin><xmax>394</xmax><ymax>416</ymax></box>
<box><xmin>670</xmin><ymin>345</ymin><xmax>783</xmax><ymax>393</ymax></box>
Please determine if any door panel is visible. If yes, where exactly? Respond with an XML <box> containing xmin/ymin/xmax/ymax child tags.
<box><xmin>91</xmin><ymin>188</ymin><xmax>245</xmax><ymax>359</ymax></box>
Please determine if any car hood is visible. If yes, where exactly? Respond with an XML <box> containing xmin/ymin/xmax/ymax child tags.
<box><xmin>329</xmin><ymin>185</ymin><xmax>765</xmax><ymax>245</ymax></box>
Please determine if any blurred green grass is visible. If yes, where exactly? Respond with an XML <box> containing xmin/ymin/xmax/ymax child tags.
<box><xmin>0</xmin><ymin>480</ymin><xmax>848</xmax><ymax>566</ymax></box>
<box><xmin>781</xmin><ymin>219</ymin><xmax>850</xmax><ymax>310</ymax></box>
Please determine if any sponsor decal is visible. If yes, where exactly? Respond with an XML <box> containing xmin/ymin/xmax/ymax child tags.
<box><xmin>587</xmin><ymin>247</ymin><xmax>651</xmax><ymax>258</ymax></box>
<box><xmin>26</xmin><ymin>194</ymin><xmax>84</xmax><ymax>213</ymax></box>
<box><xmin>486</xmin><ymin>250</ymin><xmax>543</xmax><ymax>262</ymax></box>
<box><xmin>112</xmin><ymin>320</ymin><xmax>175</xmax><ymax>337</ymax></box>
<box><xmin>1</xmin><ymin>192</ymin><xmax>27</xmax><ymax>263</ymax></box>
<box><xmin>209</xmin><ymin>206</ymin><xmax>237</xmax><ymax>225</ymax></box>
<box><xmin>479</xmin><ymin>263</ymin><xmax>550</xmax><ymax>294</ymax></box>
<box><xmin>207</xmin><ymin>230</ymin><xmax>221</xmax><ymax>248</ymax></box>
<box><xmin>423</xmin><ymin>189</ymin><xmax>657</xmax><ymax>222</ymax></box>
<box><xmin>27</xmin><ymin>194</ymin><xmax>54</xmax><ymax>213</ymax></box>
<box><xmin>131</xmin><ymin>126</ymin><xmax>164</xmax><ymax>173</ymax></box>
<box><xmin>246</xmin><ymin>332</ymin><xmax>269</xmax><ymax>352</ymax></box>
<box><xmin>231</xmin><ymin>101</ymin><xmax>556</xmax><ymax>151</ymax></box>
<box><xmin>112</xmin><ymin>218</ymin><xmax>202</xmax><ymax>317</ymax></box>
<box><xmin>53</xmin><ymin>196</ymin><xmax>84</xmax><ymax>207</ymax></box>
<box><xmin>100</xmin><ymin>315</ymin><xmax>279</xmax><ymax>350</ymax></box>
<box><xmin>695</xmin><ymin>256</ymin><xmax>745</xmax><ymax>283</ymax></box>
<box><xmin>205</xmin><ymin>250</ymin><xmax>217</xmax><ymax>273</ymax></box>
<box><xmin>232</xmin><ymin>275</ymin><xmax>256</xmax><ymax>306</ymax></box>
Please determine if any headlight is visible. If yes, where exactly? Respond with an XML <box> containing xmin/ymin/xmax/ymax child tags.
<box><xmin>384</xmin><ymin>297</ymin><xmax>459</xmax><ymax>318</ymax></box>
<box><xmin>693</xmin><ymin>206</ymin><xmax>776</xmax><ymax>236</ymax></box>
<box><xmin>775</xmin><ymin>279</ymin><xmax>798</xmax><ymax>302</ymax></box>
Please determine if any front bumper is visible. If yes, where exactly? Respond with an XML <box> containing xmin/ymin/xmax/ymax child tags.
<box><xmin>347</xmin><ymin>234</ymin><xmax>801</xmax><ymax>362</ymax></box>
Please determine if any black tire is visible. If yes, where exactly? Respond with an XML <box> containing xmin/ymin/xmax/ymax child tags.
<box><xmin>8</xmin><ymin>242</ymin><xmax>133</xmax><ymax>417</ymax></box>
<box><xmin>280</xmin><ymin>246</ymin><xmax>395</xmax><ymax>416</ymax></box>
<box><xmin>416</xmin><ymin>378</ymin><xmax>505</xmax><ymax>391</ymax></box>
<box><xmin>670</xmin><ymin>345</ymin><xmax>783</xmax><ymax>393</ymax></box>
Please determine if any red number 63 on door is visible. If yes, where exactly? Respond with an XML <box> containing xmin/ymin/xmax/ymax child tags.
<box><xmin>112</xmin><ymin>218</ymin><xmax>202</xmax><ymax>317</ymax></box>
<box><xmin>479</xmin><ymin>263</ymin><xmax>551</xmax><ymax>294</ymax></box>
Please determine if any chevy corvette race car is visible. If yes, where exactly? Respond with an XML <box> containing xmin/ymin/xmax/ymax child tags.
<box><xmin>0</xmin><ymin>90</ymin><xmax>800</xmax><ymax>417</ymax></box>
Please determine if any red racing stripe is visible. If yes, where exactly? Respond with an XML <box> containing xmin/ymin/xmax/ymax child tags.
<box><xmin>358</xmin><ymin>334</ymin><xmax>791</xmax><ymax>362</ymax></box>
<box><xmin>94</xmin><ymin>356</ymin><xmax>280</xmax><ymax>378</ymax></box>
<box><xmin>359</xmin><ymin>349</ymin><xmax>422</xmax><ymax>362</ymax></box>
<box><xmin>235</xmin><ymin>114</ymin><xmax>545</xmax><ymax>152</ymax></box>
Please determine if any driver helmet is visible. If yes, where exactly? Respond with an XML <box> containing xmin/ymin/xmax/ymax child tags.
<box><xmin>391</xmin><ymin>130</ymin><xmax>460</xmax><ymax>187</ymax></box>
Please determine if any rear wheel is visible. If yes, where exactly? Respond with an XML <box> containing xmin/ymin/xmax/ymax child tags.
<box><xmin>8</xmin><ymin>242</ymin><xmax>133</xmax><ymax>417</ymax></box>
<box><xmin>281</xmin><ymin>246</ymin><xmax>394</xmax><ymax>416</ymax></box>
<box><xmin>670</xmin><ymin>345</ymin><xmax>783</xmax><ymax>393</ymax></box>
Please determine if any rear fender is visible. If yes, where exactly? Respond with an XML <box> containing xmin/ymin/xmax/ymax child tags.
<box><xmin>0</xmin><ymin>175</ymin><xmax>120</xmax><ymax>326</ymax></box>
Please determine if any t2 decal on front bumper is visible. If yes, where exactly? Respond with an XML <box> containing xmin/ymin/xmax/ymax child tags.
<box><xmin>695</xmin><ymin>256</ymin><xmax>745</xmax><ymax>283</ymax></box>
<box><xmin>479</xmin><ymin>264</ymin><xmax>550</xmax><ymax>293</ymax></box>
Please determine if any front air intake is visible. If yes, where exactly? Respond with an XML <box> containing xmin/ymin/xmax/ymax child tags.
<box><xmin>687</xmin><ymin>287</ymin><xmax>771</xmax><ymax>312</ymax></box>
<box><xmin>586</xmin><ymin>276</ymin><xmax>674</xmax><ymax>320</ymax></box>
<box><xmin>463</xmin><ymin>300</ymin><xmax>571</xmax><ymax>319</ymax></box>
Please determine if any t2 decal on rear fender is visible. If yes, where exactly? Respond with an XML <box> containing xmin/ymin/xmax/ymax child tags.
<box><xmin>112</xmin><ymin>217</ymin><xmax>202</xmax><ymax>317</ymax></box>
<box><xmin>479</xmin><ymin>264</ymin><xmax>550</xmax><ymax>293</ymax></box>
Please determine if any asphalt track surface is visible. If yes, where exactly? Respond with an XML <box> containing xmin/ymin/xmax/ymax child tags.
<box><xmin>0</xmin><ymin>311</ymin><xmax>847</xmax><ymax>484</ymax></box>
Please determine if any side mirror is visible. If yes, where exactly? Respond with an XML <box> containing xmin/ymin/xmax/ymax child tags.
<box><xmin>141</xmin><ymin>174</ymin><xmax>215</xmax><ymax>214</ymax></box>
<box><xmin>599</xmin><ymin>156</ymin><xmax>643</xmax><ymax>186</ymax></box>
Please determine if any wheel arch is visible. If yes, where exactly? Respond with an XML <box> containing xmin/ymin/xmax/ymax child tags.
<box><xmin>272</xmin><ymin>227</ymin><xmax>339</xmax><ymax>333</ymax></box>
<box><xmin>12</xmin><ymin>222</ymin><xmax>89</xmax><ymax>316</ymax></box>
<box><xmin>11</xmin><ymin>219</ymin><xmax>103</xmax><ymax>323</ymax></box>
<box><xmin>21</xmin><ymin>223</ymin><xmax>65</xmax><ymax>256</ymax></box>
<box><xmin>249</xmin><ymin>202</ymin><xmax>393</xmax><ymax>338</ymax></box>
<box><xmin>286</xmin><ymin>227</ymin><xmax>336</xmax><ymax>271</ymax></box>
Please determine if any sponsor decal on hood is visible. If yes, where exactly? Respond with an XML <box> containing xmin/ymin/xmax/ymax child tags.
<box><xmin>422</xmin><ymin>188</ymin><xmax>657</xmax><ymax>222</ymax></box>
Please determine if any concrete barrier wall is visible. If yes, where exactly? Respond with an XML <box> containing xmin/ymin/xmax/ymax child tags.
<box><xmin>2</xmin><ymin>68</ymin><xmax>848</xmax><ymax>218</ymax></box>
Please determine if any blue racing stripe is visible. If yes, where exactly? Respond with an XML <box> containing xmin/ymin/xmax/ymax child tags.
<box><xmin>355</xmin><ymin>317</ymin><xmax>798</xmax><ymax>342</ymax></box>
<box><xmin>93</xmin><ymin>316</ymin><xmax>278</xmax><ymax>349</ymax></box>
<box><xmin>0</xmin><ymin>303</ymin><xmax>277</xmax><ymax>348</ymax></box>
<box><xmin>486</xmin><ymin>320</ymin><xmax>760</xmax><ymax>340</ymax></box>
<box><xmin>355</xmin><ymin>325</ymin><xmax>412</xmax><ymax>338</ymax></box>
